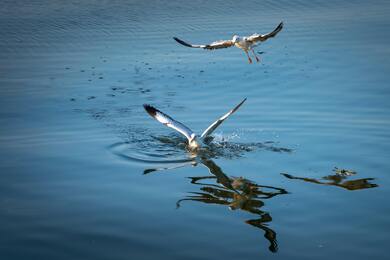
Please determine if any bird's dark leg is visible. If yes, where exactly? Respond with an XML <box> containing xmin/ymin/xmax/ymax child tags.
<box><xmin>245</xmin><ymin>51</ymin><xmax>252</xmax><ymax>63</ymax></box>
<box><xmin>251</xmin><ymin>49</ymin><xmax>260</xmax><ymax>62</ymax></box>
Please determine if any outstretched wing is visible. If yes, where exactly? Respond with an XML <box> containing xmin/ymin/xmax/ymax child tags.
<box><xmin>246</xmin><ymin>22</ymin><xmax>284</xmax><ymax>43</ymax></box>
<box><xmin>144</xmin><ymin>104</ymin><xmax>195</xmax><ymax>141</ymax></box>
<box><xmin>173</xmin><ymin>37</ymin><xmax>234</xmax><ymax>50</ymax></box>
<box><xmin>201</xmin><ymin>98</ymin><xmax>247</xmax><ymax>138</ymax></box>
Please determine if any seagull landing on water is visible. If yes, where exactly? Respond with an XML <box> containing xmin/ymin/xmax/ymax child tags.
<box><xmin>143</xmin><ymin>98</ymin><xmax>247</xmax><ymax>151</ymax></box>
<box><xmin>173</xmin><ymin>22</ymin><xmax>283</xmax><ymax>64</ymax></box>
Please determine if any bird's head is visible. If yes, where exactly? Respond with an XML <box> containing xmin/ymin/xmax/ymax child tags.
<box><xmin>232</xmin><ymin>35</ymin><xmax>240</xmax><ymax>43</ymax></box>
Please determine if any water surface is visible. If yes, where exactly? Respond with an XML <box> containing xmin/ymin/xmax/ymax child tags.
<box><xmin>1</xmin><ymin>0</ymin><xmax>390</xmax><ymax>259</ymax></box>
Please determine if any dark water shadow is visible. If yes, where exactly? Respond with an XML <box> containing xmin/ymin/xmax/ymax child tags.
<box><xmin>281</xmin><ymin>167</ymin><xmax>378</xmax><ymax>191</ymax></box>
<box><xmin>145</xmin><ymin>158</ymin><xmax>288</xmax><ymax>253</ymax></box>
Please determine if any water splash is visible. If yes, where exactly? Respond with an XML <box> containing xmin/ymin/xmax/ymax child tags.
<box><xmin>109</xmin><ymin>132</ymin><xmax>292</xmax><ymax>166</ymax></box>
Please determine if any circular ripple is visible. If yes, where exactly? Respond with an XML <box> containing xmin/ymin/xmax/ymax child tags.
<box><xmin>108</xmin><ymin>140</ymin><xmax>194</xmax><ymax>164</ymax></box>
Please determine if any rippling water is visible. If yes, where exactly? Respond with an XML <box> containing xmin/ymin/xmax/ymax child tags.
<box><xmin>1</xmin><ymin>0</ymin><xmax>390</xmax><ymax>259</ymax></box>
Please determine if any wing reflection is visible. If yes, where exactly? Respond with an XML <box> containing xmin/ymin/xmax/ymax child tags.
<box><xmin>282</xmin><ymin>167</ymin><xmax>378</xmax><ymax>191</ymax></box>
<box><xmin>146</xmin><ymin>158</ymin><xmax>287</xmax><ymax>253</ymax></box>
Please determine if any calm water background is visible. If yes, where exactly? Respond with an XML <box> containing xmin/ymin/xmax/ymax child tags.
<box><xmin>1</xmin><ymin>0</ymin><xmax>390</xmax><ymax>259</ymax></box>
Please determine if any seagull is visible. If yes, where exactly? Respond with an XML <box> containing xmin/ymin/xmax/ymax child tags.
<box><xmin>143</xmin><ymin>98</ymin><xmax>247</xmax><ymax>151</ymax></box>
<box><xmin>173</xmin><ymin>21</ymin><xmax>283</xmax><ymax>63</ymax></box>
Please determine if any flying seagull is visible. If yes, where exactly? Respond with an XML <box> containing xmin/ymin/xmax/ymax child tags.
<box><xmin>173</xmin><ymin>21</ymin><xmax>283</xmax><ymax>63</ymax></box>
<box><xmin>143</xmin><ymin>98</ymin><xmax>247</xmax><ymax>151</ymax></box>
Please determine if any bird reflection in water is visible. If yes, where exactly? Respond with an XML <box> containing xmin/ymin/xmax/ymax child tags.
<box><xmin>281</xmin><ymin>167</ymin><xmax>378</xmax><ymax>191</ymax></box>
<box><xmin>145</xmin><ymin>158</ymin><xmax>288</xmax><ymax>253</ymax></box>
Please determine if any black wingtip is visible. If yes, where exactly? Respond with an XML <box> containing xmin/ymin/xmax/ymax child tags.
<box><xmin>143</xmin><ymin>104</ymin><xmax>157</xmax><ymax>117</ymax></box>
<box><xmin>231</xmin><ymin>98</ymin><xmax>247</xmax><ymax>114</ymax></box>
<box><xmin>265</xmin><ymin>22</ymin><xmax>283</xmax><ymax>39</ymax></box>
<box><xmin>143</xmin><ymin>168</ymin><xmax>157</xmax><ymax>174</ymax></box>
<box><xmin>173</xmin><ymin>37</ymin><xmax>194</xmax><ymax>48</ymax></box>
<box><xmin>239</xmin><ymin>97</ymin><xmax>247</xmax><ymax>106</ymax></box>
<box><xmin>276</xmin><ymin>21</ymin><xmax>284</xmax><ymax>31</ymax></box>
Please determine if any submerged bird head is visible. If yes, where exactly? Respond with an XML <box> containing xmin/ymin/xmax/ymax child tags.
<box><xmin>188</xmin><ymin>133</ymin><xmax>201</xmax><ymax>151</ymax></box>
<box><xmin>232</xmin><ymin>35</ymin><xmax>240</xmax><ymax>43</ymax></box>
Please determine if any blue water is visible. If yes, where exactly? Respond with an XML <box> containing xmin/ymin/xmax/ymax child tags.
<box><xmin>1</xmin><ymin>0</ymin><xmax>390</xmax><ymax>259</ymax></box>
